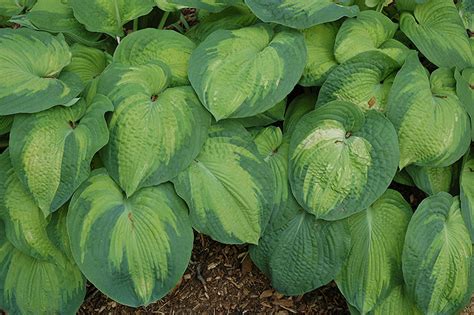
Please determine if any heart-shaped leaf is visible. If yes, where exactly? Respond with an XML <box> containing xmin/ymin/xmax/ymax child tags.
<box><xmin>173</xmin><ymin>121</ymin><xmax>274</xmax><ymax>244</ymax></box>
<box><xmin>9</xmin><ymin>95</ymin><xmax>112</xmax><ymax>216</ymax></box>
<box><xmin>0</xmin><ymin>28</ymin><xmax>83</xmax><ymax>115</ymax></box>
<box><xmin>114</xmin><ymin>29</ymin><xmax>196</xmax><ymax>86</ymax></box>
<box><xmin>400</xmin><ymin>0</ymin><xmax>472</xmax><ymax>69</ymax></box>
<box><xmin>386</xmin><ymin>53</ymin><xmax>470</xmax><ymax>168</ymax></box>
<box><xmin>402</xmin><ymin>192</ymin><xmax>474</xmax><ymax>314</ymax></box>
<box><xmin>317</xmin><ymin>51</ymin><xmax>400</xmax><ymax>112</ymax></box>
<box><xmin>250</xmin><ymin>195</ymin><xmax>350</xmax><ymax>295</ymax></box>
<box><xmin>188</xmin><ymin>24</ymin><xmax>306</xmax><ymax>120</ymax></box>
<box><xmin>289</xmin><ymin>100</ymin><xmax>399</xmax><ymax>220</ymax></box>
<box><xmin>98</xmin><ymin>62</ymin><xmax>211</xmax><ymax>197</ymax></box>
<box><xmin>67</xmin><ymin>169</ymin><xmax>194</xmax><ymax>307</ymax></box>
<box><xmin>335</xmin><ymin>11</ymin><xmax>409</xmax><ymax>65</ymax></box>
<box><xmin>336</xmin><ymin>190</ymin><xmax>412</xmax><ymax>314</ymax></box>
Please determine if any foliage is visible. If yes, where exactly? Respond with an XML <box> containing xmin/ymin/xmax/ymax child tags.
<box><xmin>0</xmin><ymin>0</ymin><xmax>472</xmax><ymax>313</ymax></box>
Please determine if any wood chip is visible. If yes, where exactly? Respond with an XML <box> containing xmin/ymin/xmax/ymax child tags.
<box><xmin>260</xmin><ymin>289</ymin><xmax>274</xmax><ymax>299</ymax></box>
<box><xmin>207</xmin><ymin>262</ymin><xmax>220</xmax><ymax>270</ymax></box>
<box><xmin>274</xmin><ymin>292</ymin><xmax>284</xmax><ymax>300</ymax></box>
<box><xmin>241</xmin><ymin>256</ymin><xmax>252</xmax><ymax>275</ymax></box>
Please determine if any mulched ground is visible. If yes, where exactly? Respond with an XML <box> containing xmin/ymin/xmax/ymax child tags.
<box><xmin>78</xmin><ymin>235</ymin><xmax>349</xmax><ymax>314</ymax></box>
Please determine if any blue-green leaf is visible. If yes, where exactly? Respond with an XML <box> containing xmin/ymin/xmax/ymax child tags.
<box><xmin>461</xmin><ymin>147</ymin><xmax>474</xmax><ymax>243</ymax></box>
<box><xmin>69</xmin><ymin>0</ymin><xmax>155</xmax><ymax>37</ymax></box>
<box><xmin>0</xmin><ymin>221</ymin><xmax>86</xmax><ymax>315</ymax></box>
<box><xmin>244</xmin><ymin>0</ymin><xmax>359</xmax><ymax>29</ymax></box>
<box><xmin>402</xmin><ymin>192</ymin><xmax>473</xmax><ymax>314</ymax></box>
<box><xmin>67</xmin><ymin>169</ymin><xmax>194</xmax><ymax>307</ymax></box>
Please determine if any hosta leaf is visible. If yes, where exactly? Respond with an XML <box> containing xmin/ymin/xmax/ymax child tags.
<box><xmin>461</xmin><ymin>147</ymin><xmax>474</xmax><ymax>243</ymax></box>
<box><xmin>250</xmin><ymin>196</ymin><xmax>350</xmax><ymax>295</ymax></box>
<box><xmin>114</xmin><ymin>29</ymin><xmax>196</xmax><ymax>86</ymax></box>
<box><xmin>400</xmin><ymin>0</ymin><xmax>472</xmax><ymax>69</ymax></box>
<box><xmin>188</xmin><ymin>24</ymin><xmax>306</xmax><ymax>120</ymax></box>
<box><xmin>406</xmin><ymin>165</ymin><xmax>453</xmax><ymax>195</ymax></box>
<box><xmin>300</xmin><ymin>23</ymin><xmax>339</xmax><ymax>87</ymax></box>
<box><xmin>173</xmin><ymin>121</ymin><xmax>274</xmax><ymax>244</ymax></box>
<box><xmin>251</xmin><ymin>128</ymin><xmax>348</xmax><ymax>295</ymax></box>
<box><xmin>368</xmin><ymin>285</ymin><xmax>422</xmax><ymax>315</ymax></box>
<box><xmin>0</xmin><ymin>29</ymin><xmax>83</xmax><ymax>115</ymax></box>
<box><xmin>24</xmin><ymin>0</ymin><xmax>102</xmax><ymax>45</ymax></box>
<box><xmin>334</xmin><ymin>11</ymin><xmax>409</xmax><ymax>65</ymax></box>
<box><xmin>402</xmin><ymin>192</ymin><xmax>473</xmax><ymax>314</ymax></box>
<box><xmin>0</xmin><ymin>224</ymin><xmax>86</xmax><ymax>315</ymax></box>
<box><xmin>0</xmin><ymin>152</ymin><xmax>66</xmax><ymax>264</ymax></box>
<box><xmin>283</xmin><ymin>93</ymin><xmax>316</xmax><ymax>135</ymax></box>
<box><xmin>317</xmin><ymin>51</ymin><xmax>399</xmax><ymax>112</ymax></box>
<box><xmin>156</xmin><ymin>0</ymin><xmax>240</xmax><ymax>12</ymax></box>
<box><xmin>458</xmin><ymin>0</ymin><xmax>473</xmax><ymax>31</ymax></box>
<box><xmin>0</xmin><ymin>0</ymin><xmax>35</xmax><ymax>17</ymax></box>
<box><xmin>0</xmin><ymin>116</ymin><xmax>12</xmax><ymax>135</ymax></box>
<box><xmin>455</xmin><ymin>67</ymin><xmax>474</xmax><ymax>140</ymax></box>
<box><xmin>386</xmin><ymin>53</ymin><xmax>470</xmax><ymax>168</ymax></box>
<box><xmin>253</xmin><ymin>126</ymin><xmax>289</xmax><ymax>218</ymax></box>
<box><xmin>234</xmin><ymin>99</ymin><xmax>286</xmax><ymax>128</ymax></box>
<box><xmin>69</xmin><ymin>0</ymin><xmax>155</xmax><ymax>37</ymax></box>
<box><xmin>244</xmin><ymin>0</ymin><xmax>359</xmax><ymax>29</ymax></box>
<box><xmin>64</xmin><ymin>44</ymin><xmax>109</xmax><ymax>84</ymax></box>
<box><xmin>9</xmin><ymin>95</ymin><xmax>112</xmax><ymax>216</ymax></box>
<box><xmin>68</xmin><ymin>169</ymin><xmax>193</xmax><ymax>307</ymax></box>
<box><xmin>336</xmin><ymin>190</ymin><xmax>412</xmax><ymax>314</ymax></box>
<box><xmin>393</xmin><ymin>169</ymin><xmax>415</xmax><ymax>186</ymax></box>
<box><xmin>395</xmin><ymin>0</ymin><xmax>427</xmax><ymax>12</ymax></box>
<box><xmin>99</xmin><ymin>63</ymin><xmax>211</xmax><ymax>197</ymax></box>
<box><xmin>289</xmin><ymin>100</ymin><xmax>399</xmax><ymax>220</ymax></box>
<box><xmin>186</xmin><ymin>5</ymin><xmax>258</xmax><ymax>43</ymax></box>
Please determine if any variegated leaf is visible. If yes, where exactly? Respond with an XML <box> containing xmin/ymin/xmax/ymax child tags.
<box><xmin>67</xmin><ymin>169</ymin><xmax>194</xmax><ymax>307</ymax></box>
<box><xmin>289</xmin><ymin>100</ymin><xmax>399</xmax><ymax>220</ymax></box>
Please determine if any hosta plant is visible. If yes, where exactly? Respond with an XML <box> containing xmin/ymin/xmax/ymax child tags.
<box><xmin>0</xmin><ymin>0</ymin><xmax>473</xmax><ymax>313</ymax></box>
